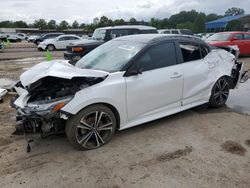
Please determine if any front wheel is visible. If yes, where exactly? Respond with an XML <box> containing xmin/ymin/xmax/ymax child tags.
<box><xmin>66</xmin><ymin>104</ymin><xmax>116</xmax><ymax>150</ymax></box>
<box><xmin>209</xmin><ymin>77</ymin><xmax>230</xmax><ymax>107</ymax></box>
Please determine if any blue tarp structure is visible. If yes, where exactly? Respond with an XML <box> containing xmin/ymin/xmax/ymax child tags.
<box><xmin>205</xmin><ymin>15</ymin><xmax>246</xmax><ymax>30</ymax></box>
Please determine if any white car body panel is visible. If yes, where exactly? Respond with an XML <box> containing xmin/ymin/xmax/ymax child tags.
<box><xmin>125</xmin><ymin>64</ymin><xmax>183</xmax><ymax>121</ymax></box>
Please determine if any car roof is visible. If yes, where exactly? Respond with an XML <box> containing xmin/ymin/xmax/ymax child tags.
<box><xmin>97</xmin><ymin>25</ymin><xmax>156</xmax><ymax>30</ymax></box>
<box><xmin>114</xmin><ymin>34</ymin><xmax>207</xmax><ymax>45</ymax></box>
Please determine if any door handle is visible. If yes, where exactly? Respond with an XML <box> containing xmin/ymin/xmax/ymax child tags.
<box><xmin>171</xmin><ymin>72</ymin><xmax>182</xmax><ymax>79</ymax></box>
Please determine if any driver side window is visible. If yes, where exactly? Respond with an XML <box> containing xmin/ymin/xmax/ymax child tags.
<box><xmin>136</xmin><ymin>42</ymin><xmax>177</xmax><ymax>72</ymax></box>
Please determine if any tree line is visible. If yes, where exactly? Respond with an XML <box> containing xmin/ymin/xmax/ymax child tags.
<box><xmin>0</xmin><ymin>7</ymin><xmax>245</xmax><ymax>33</ymax></box>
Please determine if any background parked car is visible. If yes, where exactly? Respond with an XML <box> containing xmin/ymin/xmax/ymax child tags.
<box><xmin>7</xmin><ymin>34</ymin><xmax>22</xmax><ymax>42</ymax></box>
<box><xmin>27</xmin><ymin>35</ymin><xmax>39</xmax><ymax>43</ymax></box>
<box><xmin>34</xmin><ymin>33</ymin><xmax>64</xmax><ymax>45</ymax></box>
<box><xmin>17</xmin><ymin>33</ymin><xmax>27</xmax><ymax>40</ymax></box>
<box><xmin>158</xmin><ymin>29</ymin><xmax>193</xmax><ymax>35</ymax></box>
<box><xmin>0</xmin><ymin>33</ymin><xmax>7</xmax><ymax>42</ymax></box>
<box><xmin>64</xmin><ymin>25</ymin><xmax>157</xmax><ymax>63</ymax></box>
<box><xmin>38</xmin><ymin>34</ymin><xmax>82</xmax><ymax>51</ymax></box>
<box><xmin>206</xmin><ymin>32</ymin><xmax>250</xmax><ymax>55</ymax></box>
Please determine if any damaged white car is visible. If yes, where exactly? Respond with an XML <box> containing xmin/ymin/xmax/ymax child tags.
<box><xmin>11</xmin><ymin>34</ymin><xmax>249</xmax><ymax>151</ymax></box>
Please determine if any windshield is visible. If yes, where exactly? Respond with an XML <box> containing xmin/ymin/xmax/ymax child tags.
<box><xmin>92</xmin><ymin>29</ymin><xmax>106</xmax><ymax>40</ymax></box>
<box><xmin>207</xmin><ymin>33</ymin><xmax>231</xmax><ymax>41</ymax></box>
<box><xmin>76</xmin><ymin>40</ymin><xmax>145</xmax><ymax>72</ymax></box>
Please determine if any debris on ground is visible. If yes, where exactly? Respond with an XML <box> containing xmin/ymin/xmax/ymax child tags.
<box><xmin>0</xmin><ymin>78</ymin><xmax>17</xmax><ymax>90</ymax></box>
<box><xmin>221</xmin><ymin>140</ymin><xmax>247</xmax><ymax>156</ymax></box>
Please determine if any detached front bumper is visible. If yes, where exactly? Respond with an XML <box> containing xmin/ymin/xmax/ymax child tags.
<box><xmin>12</xmin><ymin>87</ymin><xmax>72</xmax><ymax>136</ymax></box>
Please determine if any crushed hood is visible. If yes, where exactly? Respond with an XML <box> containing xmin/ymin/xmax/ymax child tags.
<box><xmin>20</xmin><ymin>60</ymin><xmax>109</xmax><ymax>87</ymax></box>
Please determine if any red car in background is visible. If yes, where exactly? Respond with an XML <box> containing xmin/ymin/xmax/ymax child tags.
<box><xmin>206</xmin><ymin>31</ymin><xmax>250</xmax><ymax>55</ymax></box>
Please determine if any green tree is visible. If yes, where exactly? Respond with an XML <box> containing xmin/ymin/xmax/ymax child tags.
<box><xmin>225</xmin><ymin>7</ymin><xmax>245</xmax><ymax>16</ymax></box>
<box><xmin>129</xmin><ymin>17</ymin><xmax>137</xmax><ymax>24</ymax></box>
<box><xmin>98</xmin><ymin>16</ymin><xmax>109</xmax><ymax>27</ymax></box>
<box><xmin>47</xmin><ymin>20</ymin><xmax>56</xmax><ymax>29</ymax></box>
<box><xmin>72</xmin><ymin>20</ymin><xmax>79</xmax><ymax>28</ymax></box>
<box><xmin>14</xmin><ymin>21</ymin><xmax>28</xmax><ymax>28</ymax></box>
<box><xmin>113</xmin><ymin>19</ymin><xmax>125</xmax><ymax>26</ymax></box>
<box><xmin>58</xmin><ymin>20</ymin><xmax>69</xmax><ymax>30</ymax></box>
<box><xmin>33</xmin><ymin>19</ymin><xmax>47</xmax><ymax>29</ymax></box>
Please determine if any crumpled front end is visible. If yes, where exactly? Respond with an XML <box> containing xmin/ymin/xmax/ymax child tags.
<box><xmin>11</xmin><ymin>60</ymin><xmax>108</xmax><ymax>151</ymax></box>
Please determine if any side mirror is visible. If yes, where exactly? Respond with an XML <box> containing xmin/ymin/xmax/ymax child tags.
<box><xmin>125</xmin><ymin>66</ymin><xmax>143</xmax><ymax>77</ymax></box>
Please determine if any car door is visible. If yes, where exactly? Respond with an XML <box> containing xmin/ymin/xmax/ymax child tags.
<box><xmin>177</xmin><ymin>41</ymin><xmax>212</xmax><ymax>105</ymax></box>
<box><xmin>230</xmin><ymin>33</ymin><xmax>245</xmax><ymax>54</ymax></box>
<box><xmin>243</xmin><ymin>33</ymin><xmax>250</xmax><ymax>54</ymax></box>
<box><xmin>57</xmin><ymin>36</ymin><xmax>71</xmax><ymax>49</ymax></box>
<box><xmin>125</xmin><ymin>42</ymin><xmax>183</xmax><ymax>121</ymax></box>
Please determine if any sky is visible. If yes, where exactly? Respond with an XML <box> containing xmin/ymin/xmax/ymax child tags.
<box><xmin>0</xmin><ymin>0</ymin><xmax>250</xmax><ymax>24</ymax></box>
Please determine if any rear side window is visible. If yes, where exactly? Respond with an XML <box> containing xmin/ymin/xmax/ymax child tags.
<box><xmin>200</xmin><ymin>45</ymin><xmax>210</xmax><ymax>58</ymax></box>
<box><xmin>69</xmin><ymin>36</ymin><xmax>79</xmax><ymax>40</ymax></box>
<box><xmin>171</xmin><ymin>30</ymin><xmax>179</xmax><ymax>34</ymax></box>
<box><xmin>179</xmin><ymin>42</ymin><xmax>202</xmax><ymax>62</ymax></box>
<box><xmin>110</xmin><ymin>29</ymin><xmax>129</xmax><ymax>39</ymax></box>
<box><xmin>180</xmin><ymin>29</ymin><xmax>193</xmax><ymax>35</ymax></box>
<box><xmin>140</xmin><ymin>29</ymin><xmax>158</xmax><ymax>34</ymax></box>
<box><xmin>163</xmin><ymin>30</ymin><xmax>170</xmax><ymax>34</ymax></box>
<box><xmin>244</xmin><ymin>34</ymin><xmax>250</xmax><ymax>40</ymax></box>
<box><xmin>234</xmin><ymin>34</ymin><xmax>243</xmax><ymax>40</ymax></box>
<box><xmin>136</xmin><ymin>42</ymin><xmax>177</xmax><ymax>72</ymax></box>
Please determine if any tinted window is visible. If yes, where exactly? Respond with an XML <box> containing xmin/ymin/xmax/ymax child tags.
<box><xmin>140</xmin><ymin>29</ymin><xmax>158</xmax><ymax>34</ymax></box>
<box><xmin>130</xmin><ymin>29</ymin><xmax>140</xmax><ymax>35</ymax></box>
<box><xmin>163</xmin><ymin>30</ymin><xmax>171</xmax><ymax>34</ymax></box>
<box><xmin>110</xmin><ymin>29</ymin><xmax>129</xmax><ymax>39</ymax></box>
<box><xmin>171</xmin><ymin>30</ymin><xmax>179</xmax><ymax>34</ymax></box>
<box><xmin>244</xmin><ymin>34</ymin><xmax>250</xmax><ymax>40</ymax></box>
<box><xmin>234</xmin><ymin>34</ymin><xmax>243</xmax><ymax>40</ymax></box>
<box><xmin>180</xmin><ymin>29</ymin><xmax>193</xmax><ymax>35</ymax></box>
<box><xmin>59</xmin><ymin>36</ymin><xmax>71</xmax><ymax>41</ymax></box>
<box><xmin>136</xmin><ymin>42</ymin><xmax>176</xmax><ymax>72</ymax></box>
<box><xmin>200</xmin><ymin>45</ymin><xmax>210</xmax><ymax>58</ymax></box>
<box><xmin>69</xmin><ymin>36</ymin><xmax>79</xmax><ymax>40</ymax></box>
<box><xmin>179</xmin><ymin>42</ymin><xmax>202</xmax><ymax>62</ymax></box>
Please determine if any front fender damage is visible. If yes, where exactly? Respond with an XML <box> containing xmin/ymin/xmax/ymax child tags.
<box><xmin>12</xmin><ymin>73</ymin><xmax>107</xmax><ymax>152</ymax></box>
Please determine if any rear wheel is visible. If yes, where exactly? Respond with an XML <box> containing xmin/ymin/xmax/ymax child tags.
<box><xmin>66</xmin><ymin>105</ymin><xmax>116</xmax><ymax>150</ymax></box>
<box><xmin>209</xmin><ymin>77</ymin><xmax>230</xmax><ymax>107</ymax></box>
<box><xmin>47</xmin><ymin>44</ymin><xmax>55</xmax><ymax>51</ymax></box>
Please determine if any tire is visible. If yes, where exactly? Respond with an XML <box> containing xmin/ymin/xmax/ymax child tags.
<box><xmin>47</xmin><ymin>44</ymin><xmax>55</xmax><ymax>51</ymax></box>
<box><xmin>66</xmin><ymin>104</ymin><xmax>117</xmax><ymax>150</ymax></box>
<box><xmin>209</xmin><ymin>77</ymin><xmax>230</xmax><ymax>108</ymax></box>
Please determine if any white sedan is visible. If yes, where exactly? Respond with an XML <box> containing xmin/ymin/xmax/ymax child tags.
<box><xmin>12</xmin><ymin>34</ymin><xmax>248</xmax><ymax>151</ymax></box>
<box><xmin>38</xmin><ymin>34</ymin><xmax>81</xmax><ymax>51</ymax></box>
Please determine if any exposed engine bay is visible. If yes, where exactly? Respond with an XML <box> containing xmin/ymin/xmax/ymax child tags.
<box><xmin>27</xmin><ymin>76</ymin><xmax>104</xmax><ymax>102</ymax></box>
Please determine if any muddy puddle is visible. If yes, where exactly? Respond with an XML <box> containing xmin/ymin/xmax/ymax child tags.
<box><xmin>226</xmin><ymin>80</ymin><xmax>250</xmax><ymax>115</ymax></box>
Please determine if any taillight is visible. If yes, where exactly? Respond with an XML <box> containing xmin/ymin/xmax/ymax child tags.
<box><xmin>72</xmin><ymin>47</ymin><xmax>83</xmax><ymax>52</ymax></box>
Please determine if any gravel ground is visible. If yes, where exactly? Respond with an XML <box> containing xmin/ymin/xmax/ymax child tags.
<box><xmin>0</xmin><ymin>42</ymin><xmax>250</xmax><ymax>188</ymax></box>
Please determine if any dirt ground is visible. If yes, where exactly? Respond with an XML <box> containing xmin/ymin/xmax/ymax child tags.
<box><xmin>0</xmin><ymin>42</ymin><xmax>250</xmax><ymax>188</ymax></box>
